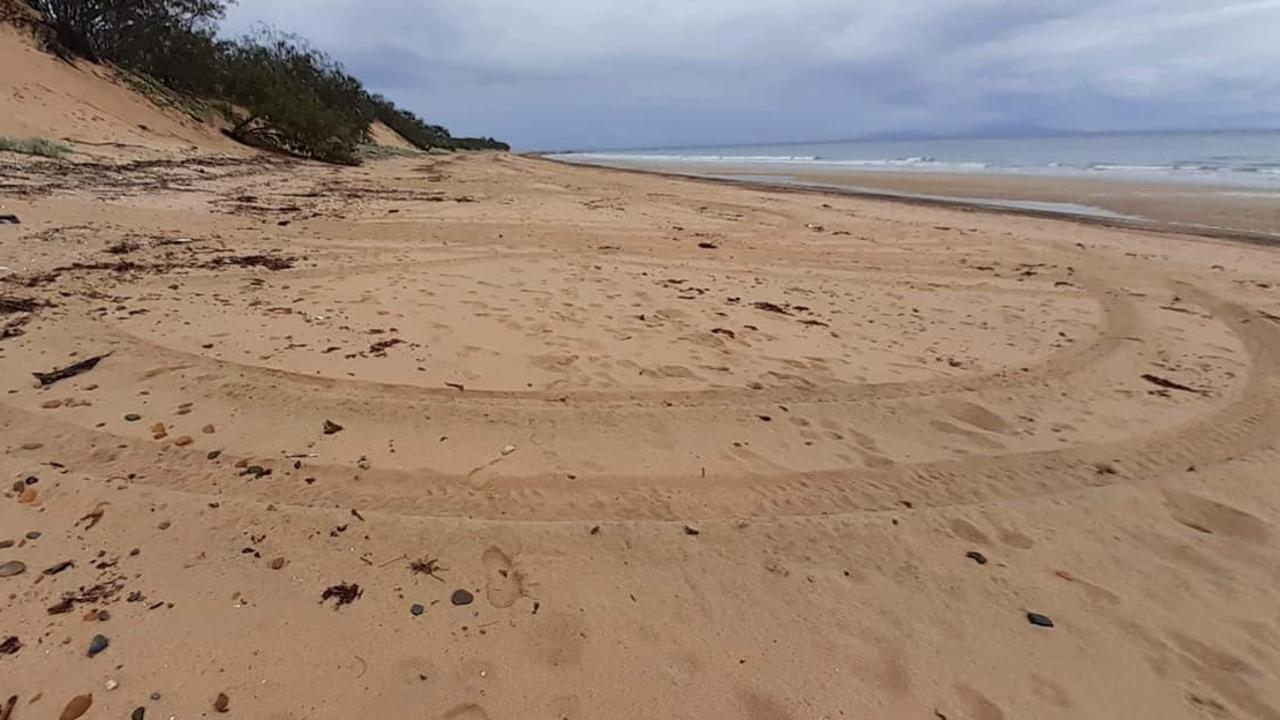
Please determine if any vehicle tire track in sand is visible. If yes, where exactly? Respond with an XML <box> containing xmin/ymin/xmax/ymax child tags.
<box><xmin>3</xmin><ymin>281</ymin><xmax>1274</xmax><ymax>522</ymax></box>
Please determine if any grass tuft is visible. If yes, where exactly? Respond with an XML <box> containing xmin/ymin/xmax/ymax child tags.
<box><xmin>355</xmin><ymin>143</ymin><xmax>424</xmax><ymax>161</ymax></box>
<box><xmin>0</xmin><ymin>135</ymin><xmax>71</xmax><ymax>158</ymax></box>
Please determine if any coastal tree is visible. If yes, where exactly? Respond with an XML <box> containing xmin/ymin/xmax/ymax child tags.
<box><xmin>219</xmin><ymin>30</ymin><xmax>372</xmax><ymax>164</ymax></box>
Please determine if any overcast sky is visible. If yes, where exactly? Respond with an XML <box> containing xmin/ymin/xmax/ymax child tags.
<box><xmin>223</xmin><ymin>0</ymin><xmax>1280</xmax><ymax>151</ymax></box>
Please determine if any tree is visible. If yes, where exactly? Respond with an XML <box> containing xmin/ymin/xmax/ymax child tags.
<box><xmin>219</xmin><ymin>30</ymin><xmax>372</xmax><ymax>164</ymax></box>
<box><xmin>24</xmin><ymin>0</ymin><xmax>226</xmax><ymax>65</ymax></box>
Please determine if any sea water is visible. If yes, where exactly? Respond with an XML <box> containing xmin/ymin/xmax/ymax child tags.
<box><xmin>552</xmin><ymin>130</ymin><xmax>1280</xmax><ymax>188</ymax></box>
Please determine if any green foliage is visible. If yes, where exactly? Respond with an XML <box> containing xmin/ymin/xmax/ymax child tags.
<box><xmin>367</xmin><ymin>93</ymin><xmax>452</xmax><ymax>150</ymax></box>
<box><xmin>366</xmin><ymin>94</ymin><xmax>509</xmax><ymax>152</ymax></box>
<box><xmin>23</xmin><ymin>0</ymin><xmax>226</xmax><ymax>66</ymax></box>
<box><xmin>20</xmin><ymin>0</ymin><xmax>507</xmax><ymax>163</ymax></box>
<box><xmin>219</xmin><ymin>30</ymin><xmax>373</xmax><ymax>164</ymax></box>
<box><xmin>0</xmin><ymin>135</ymin><xmax>72</xmax><ymax>158</ymax></box>
<box><xmin>355</xmin><ymin>143</ymin><xmax>424</xmax><ymax>161</ymax></box>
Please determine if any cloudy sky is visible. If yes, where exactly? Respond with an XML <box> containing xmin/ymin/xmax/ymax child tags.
<box><xmin>222</xmin><ymin>0</ymin><xmax>1280</xmax><ymax>150</ymax></box>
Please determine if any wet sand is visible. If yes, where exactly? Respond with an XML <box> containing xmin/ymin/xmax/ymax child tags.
<box><xmin>553</xmin><ymin>157</ymin><xmax>1280</xmax><ymax>240</ymax></box>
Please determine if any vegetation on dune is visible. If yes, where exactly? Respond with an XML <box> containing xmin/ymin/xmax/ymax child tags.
<box><xmin>16</xmin><ymin>0</ymin><xmax>508</xmax><ymax>163</ymax></box>
<box><xmin>355</xmin><ymin>143</ymin><xmax>424</xmax><ymax>161</ymax></box>
<box><xmin>0</xmin><ymin>135</ymin><xmax>72</xmax><ymax>158</ymax></box>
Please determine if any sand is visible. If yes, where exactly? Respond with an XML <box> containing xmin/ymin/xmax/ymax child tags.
<box><xmin>5</xmin><ymin>28</ymin><xmax>1280</xmax><ymax>720</ymax></box>
<box><xmin>559</xmin><ymin>158</ymin><xmax>1280</xmax><ymax>239</ymax></box>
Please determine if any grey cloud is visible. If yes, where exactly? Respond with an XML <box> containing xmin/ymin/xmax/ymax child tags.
<box><xmin>222</xmin><ymin>0</ymin><xmax>1280</xmax><ymax>149</ymax></box>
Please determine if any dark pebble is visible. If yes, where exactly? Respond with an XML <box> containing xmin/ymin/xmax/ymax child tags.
<box><xmin>24</xmin><ymin>476</ymin><xmax>37</xmax><ymax>485</ymax></box>
<box><xmin>150</xmin><ymin>693</ymin><xmax>161</xmax><ymax>701</ymax></box>
<box><xmin>10</xmin><ymin>480</ymin><xmax>22</xmax><ymax>493</ymax></box>
<box><xmin>88</xmin><ymin>633</ymin><xmax>109</xmax><ymax>657</ymax></box>
<box><xmin>125</xmin><ymin>414</ymin><xmax>142</xmax><ymax>422</ymax></box>
<box><xmin>965</xmin><ymin>551</ymin><xmax>988</xmax><ymax>565</ymax></box>
<box><xmin>132</xmin><ymin>707</ymin><xmax>146</xmax><ymax>720</ymax></box>
<box><xmin>207</xmin><ymin>450</ymin><xmax>222</xmax><ymax>460</ymax></box>
<box><xmin>1027</xmin><ymin>612</ymin><xmax>1055</xmax><ymax>628</ymax></box>
<box><xmin>214</xmin><ymin>692</ymin><xmax>230</xmax><ymax>713</ymax></box>
<box><xmin>411</xmin><ymin>603</ymin><xmax>425</xmax><ymax>616</ymax></box>
<box><xmin>450</xmin><ymin>589</ymin><xmax>474</xmax><ymax>606</ymax></box>
<box><xmin>683</xmin><ymin>525</ymin><xmax>700</xmax><ymax>536</ymax></box>
<box><xmin>25</xmin><ymin>531</ymin><xmax>40</xmax><ymax>540</ymax></box>
<box><xmin>98</xmin><ymin>610</ymin><xmax>110</xmax><ymax>621</ymax></box>
<box><xmin>0</xmin><ymin>540</ymin><xmax>12</xmax><ymax>549</ymax></box>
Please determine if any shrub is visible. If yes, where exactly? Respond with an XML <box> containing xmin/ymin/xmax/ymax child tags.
<box><xmin>219</xmin><ymin>30</ymin><xmax>373</xmax><ymax>164</ymax></box>
<box><xmin>0</xmin><ymin>135</ymin><xmax>71</xmax><ymax>158</ymax></box>
<box><xmin>17</xmin><ymin>1</ymin><xmax>506</xmax><ymax>163</ymax></box>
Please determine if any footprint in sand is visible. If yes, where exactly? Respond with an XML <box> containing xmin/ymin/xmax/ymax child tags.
<box><xmin>440</xmin><ymin>704</ymin><xmax>489</xmax><ymax>720</ymax></box>
<box><xmin>1163</xmin><ymin>490</ymin><xmax>1272</xmax><ymax>543</ymax></box>
<box><xmin>482</xmin><ymin>547</ymin><xmax>523</xmax><ymax>608</ymax></box>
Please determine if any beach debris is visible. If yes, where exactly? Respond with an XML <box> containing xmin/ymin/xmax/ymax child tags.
<box><xmin>125</xmin><ymin>413</ymin><xmax>141</xmax><ymax>422</ymax></box>
<box><xmin>965</xmin><ymin>551</ymin><xmax>989</xmax><ymax>565</ymax></box>
<box><xmin>33</xmin><ymin>353</ymin><xmax>112</xmax><ymax>386</ymax></box>
<box><xmin>1141</xmin><ymin>373</ymin><xmax>1200</xmax><ymax>395</ymax></box>
<box><xmin>751</xmin><ymin>301</ymin><xmax>791</xmax><ymax>315</ymax></box>
<box><xmin>321</xmin><ymin>582</ymin><xmax>362</xmax><ymax>609</ymax></box>
<box><xmin>0</xmin><ymin>636</ymin><xmax>20</xmax><ymax>656</ymax></box>
<box><xmin>270</xmin><ymin>557</ymin><xmax>286</xmax><ymax>570</ymax></box>
<box><xmin>322</xmin><ymin>419</ymin><xmax>344</xmax><ymax>435</ymax></box>
<box><xmin>450</xmin><ymin>589</ymin><xmax>474</xmax><ymax>606</ymax></box>
<box><xmin>60</xmin><ymin>694</ymin><xmax>93</xmax><ymax>720</ymax></box>
<box><xmin>87</xmin><ymin>634</ymin><xmax>109</xmax><ymax>657</ymax></box>
<box><xmin>48</xmin><ymin>579</ymin><xmax>124</xmax><ymax>614</ymax></box>
<box><xmin>445</xmin><ymin>382</ymin><xmax>466</xmax><ymax>392</ymax></box>
<box><xmin>0</xmin><ymin>214</ymin><xmax>18</xmax><ymax>224</ymax></box>
<box><xmin>0</xmin><ymin>695</ymin><xmax>15</xmax><ymax>720</ymax></box>
<box><xmin>208</xmin><ymin>253</ymin><xmax>294</xmax><ymax>271</ymax></box>
<box><xmin>0</xmin><ymin>296</ymin><xmax>42</xmax><ymax>314</ymax></box>
<box><xmin>806</xmin><ymin>223</ymin><xmax>825</xmax><ymax>232</ymax></box>
<box><xmin>0</xmin><ymin>561</ymin><xmax>26</xmax><ymax>578</ymax></box>
<box><xmin>698</xmin><ymin>242</ymin><xmax>719</xmax><ymax>249</ymax></box>
<box><xmin>1026</xmin><ymin>612</ymin><xmax>1055</xmax><ymax>628</ymax></box>
<box><xmin>214</xmin><ymin>692</ymin><xmax>231</xmax><ymax>713</ymax></box>
<box><xmin>132</xmin><ymin>707</ymin><xmax>146</xmax><ymax>720</ymax></box>
<box><xmin>18</xmin><ymin>486</ymin><xmax>37</xmax><ymax>504</ymax></box>
<box><xmin>368</xmin><ymin>338</ymin><xmax>403</xmax><ymax>356</ymax></box>
<box><xmin>105</xmin><ymin>679</ymin><xmax>118</xmax><ymax>691</ymax></box>
<box><xmin>411</xmin><ymin>603</ymin><xmax>425</xmax><ymax>616</ymax></box>
<box><xmin>0</xmin><ymin>315</ymin><xmax>29</xmax><ymax>340</ymax></box>
<box><xmin>710</xmin><ymin>327</ymin><xmax>736</xmax><ymax>339</ymax></box>
<box><xmin>44</xmin><ymin>560</ymin><xmax>75</xmax><ymax>575</ymax></box>
<box><xmin>77</xmin><ymin>502</ymin><xmax>108</xmax><ymax>530</ymax></box>
<box><xmin>25</xmin><ymin>530</ymin><xmax>40</xmax><ymax>540</ymax></box>
<box><xmin>683</xmin><ymin>525</ymin><xmax>701</xmax><ymax>536</ymax></box>
<box><xmin>501</xmin><ymin>444</ymin><xmax>518</xmax><ymax>456</ymax></box>
<box><xmin>410</xmin><ymin>556</ymin><xmax>447</xmax><ymax>582</ymax></box>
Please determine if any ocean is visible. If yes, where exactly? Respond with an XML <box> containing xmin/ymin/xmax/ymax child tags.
<box><xmin>551</xmin><ymin>130</ymin><xmax>1280</xmax><ymax>188</ymax></box>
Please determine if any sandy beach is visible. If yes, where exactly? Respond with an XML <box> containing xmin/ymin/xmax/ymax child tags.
<box><xmin>5</xmin><ymin>24</ymin><xmax>1280</xmax><ymax>720</ymax></box>
<box><xmin>555</xmin><ymin>158</ymin><xmax>1280</xmax><ymax>240</ymax></box>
